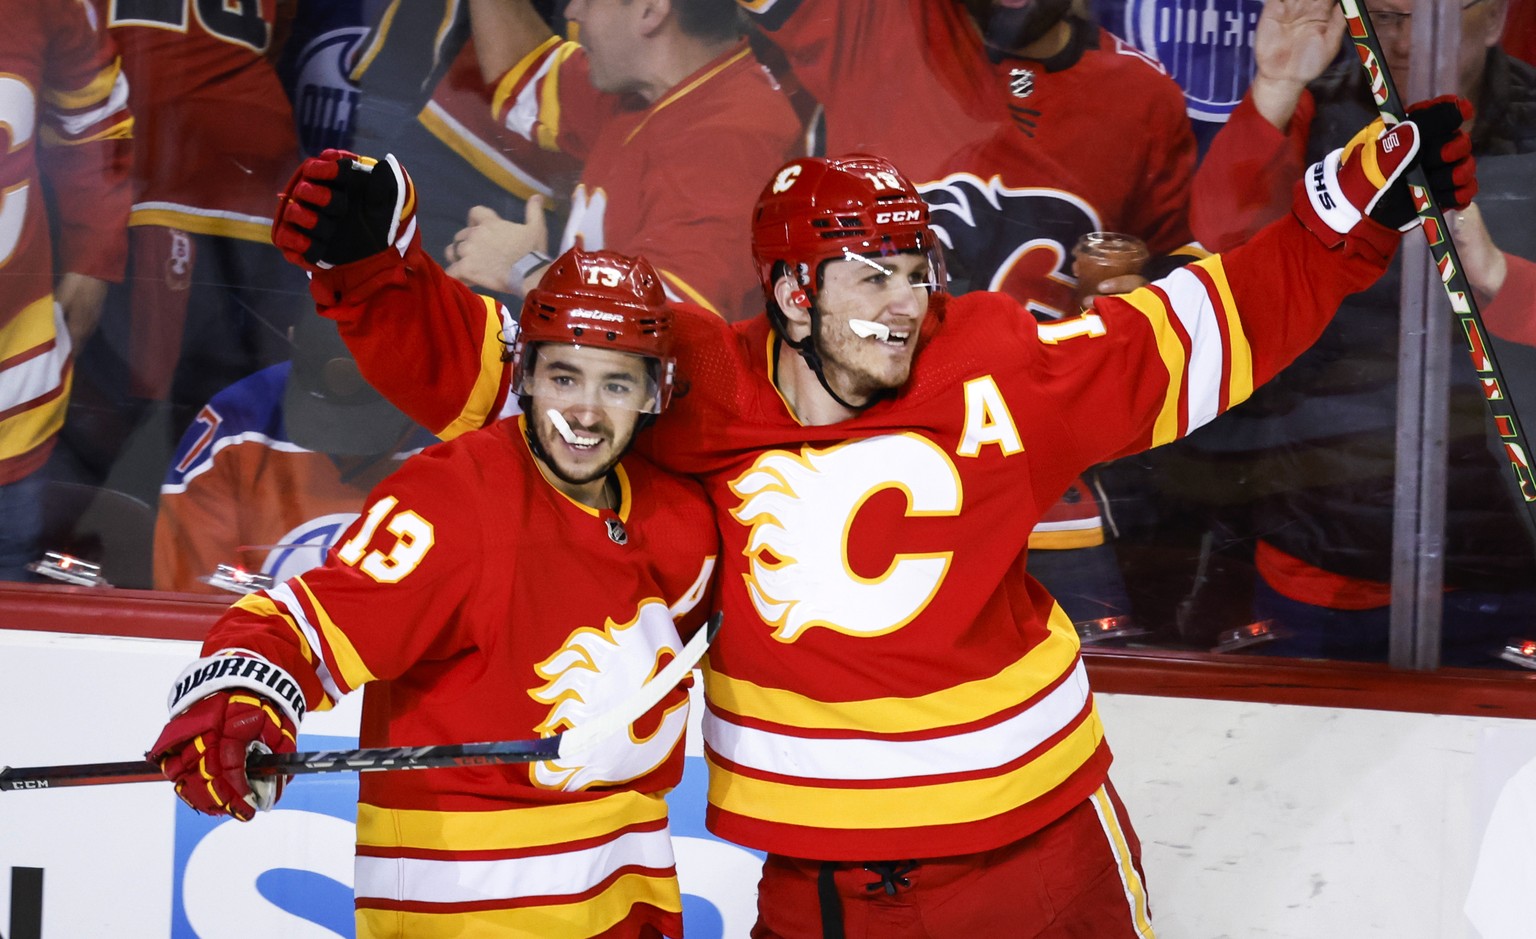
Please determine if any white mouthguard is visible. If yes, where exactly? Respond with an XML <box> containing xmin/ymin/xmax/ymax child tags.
<box><xmin>849</xmin><ymin>319</ymin><xmax>892</xmax><ymax>341</ymax></box>
<box><xmin>547</xmin><ymin>409</ymin><xmax>583</xmax><ymax>445</ymax></box>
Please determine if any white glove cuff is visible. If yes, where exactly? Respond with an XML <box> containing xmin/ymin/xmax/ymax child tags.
<box><xmin>167</xmin><ymin>649</ymin><xmax>306</xmax><ymax>727</ymax></box>
<box><xmin>1305</xmin><ymin>149</ymin><xmax>1364</xmax><ymax>237</ymax></box>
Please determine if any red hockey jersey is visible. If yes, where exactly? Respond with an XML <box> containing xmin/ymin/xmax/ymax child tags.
<box><xmin>100</xmin><ymin>0</ymin><xmax>300</xmax><ymax>240</ymax></box>
<box><xmin>491</xmin><ymin>37</ymin><xmax>802</xmax><ymax>319</ymax></box>
<box><xmin>744</xmin><ymin>0</ymin><xmax>1198</xmax><ymax>318</ymax></box>
<box><xmin>199</xmin><ymin>417</ymin><xmax>719</xmax><ymax>937</ymax></box>
<box><xmin>0</xmin><ymin>0</ymin><xmax>132</xmax><ymax>484</ymax></box>
<box><xmin>308</xmin><ymin>199</ymin><xmax>1400</xmax><ymax>860</ymax></box>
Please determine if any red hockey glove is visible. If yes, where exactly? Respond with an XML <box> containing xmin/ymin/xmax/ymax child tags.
<box><xmin>272</xmin><ymin>149</ymin><xmax>417</xmax><ymax>271</ymax></box>
<box><xmin>1296</xmin><ymin>96</ymin><xmax>1475</xmax><ymax>244</ymax></box>
<box><xmin>147</xmin><ymin>652</ymin><xmax>305</xmax><ymax>821</ymax></box>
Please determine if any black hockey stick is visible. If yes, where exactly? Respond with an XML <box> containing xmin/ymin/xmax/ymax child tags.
<box><xmin>0</xmin><ymin>612</ymin><xmax>721</xmax><ymax>792</ymax></box>
<box><xmin>1336</xmin><ymin>0</ymin><xmax>1536</xmax><ymax>534</ymax></box>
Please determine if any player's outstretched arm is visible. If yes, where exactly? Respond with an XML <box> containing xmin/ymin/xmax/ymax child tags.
<box><xmin>272</xmin><ymin>150</ymin><xmax>515</xmax><ymax>440</ymax></box>
<box><xmin>1045</xmin><ymin>99</ymin><xmax>1476</xmax><ymax>471</ymax></box>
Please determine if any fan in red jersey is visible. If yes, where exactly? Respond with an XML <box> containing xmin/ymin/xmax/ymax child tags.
<box><xmin>150</xmin><ymin>228</ymin><xmax>720</xmax><ymax>938</ymax></box>
<box><xmin>269</xmin><ymin>103</ymin><xmax>1474</xmax><ymax>936</ymax></box>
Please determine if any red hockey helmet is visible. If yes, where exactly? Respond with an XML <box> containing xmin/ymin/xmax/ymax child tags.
<box><xmin>510</xmin><ymin>248</ymin><xmax>676</xmax><ymax>413</ymax></box>
<box><xmin>750</xmin><ymin>153</ymin><xmax>946</xmax><ymax>307</ymax></box>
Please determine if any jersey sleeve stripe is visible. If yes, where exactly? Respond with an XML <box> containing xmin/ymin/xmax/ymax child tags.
<box><xmin>258</xmin><ymin>582</ymin><xmax>346</xmax><ymax>703</ymax></box>
<box><xmin>416</xmin><ymin>102</ymin><xmax>549</xmax><ymax>201</ymax></box>
<box><xmin>1117</xmin><ymin>287</ymin><xmax>1188</xmax><ymax>447</ymax></box>
<box><xmin>348</xmin><ymin>0</ymin><xmax>402</xmax><ymax>80</ymax></box>
<box><xmin>358</xmin><ymin>791</ymin><xmax>669</xmax><ymax>852</ymax></box>
<box><xmin>1156</xmin><ymin>269</ymin><xmax>1230</xmax><ymax>434</ymax></box>
<box><xmin>437</xmin><ymin>295</ymin><xmax>511</xmax><ymax>441</ymax></box>
<box><xmin>230</xmin><ymin>592</ymin><xmax>317</xmax><ymax>666</ymax></box>
<box><xmin>1192</xmin><ymin>257</ymin><xmax>1253</xmax><ymax>406</ymax></box>
<box><xmin>289</xmin><ymin>575</ymin><xmax>378</xmax><ymax>695</ymax></box>
<box><xmin>703</xmin><ymin>604</ymin><xmax>1081</xmax><ymax>733</ymax></box>
<box><xmin>703</xmin><ymin>712</ymin><xmax>1104</xmax><ymax>831</ymax></box>
<box><xmin>43</xmin><ymin>58</ymin><xmax>122</xmax><ymax>110</ymax></box>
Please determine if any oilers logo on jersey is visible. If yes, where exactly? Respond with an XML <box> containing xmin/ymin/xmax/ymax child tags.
<box><xmin>1116</xmin><ymin>0</ymin><xmax>1264</xmax><ymax>123</ymax></box>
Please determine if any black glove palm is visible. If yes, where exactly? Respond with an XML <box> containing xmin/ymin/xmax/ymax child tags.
<box><xmin>272</xmin><ymin>149</ymin><xmax>414</xmax><ymax>270</ymax></box>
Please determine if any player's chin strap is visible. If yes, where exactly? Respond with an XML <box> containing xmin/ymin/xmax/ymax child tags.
<box><xmin>778</xmin><ymin>322</ymin><xmax>884</xmax><ymax>414</ymax></box>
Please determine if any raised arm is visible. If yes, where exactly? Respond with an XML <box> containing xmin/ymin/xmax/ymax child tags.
<box><xmin>1039</xmin><ymin>100</ymin><xmax>1477</xmax><ymax>475</ymax></box>
<box><xmin>273</xmin><ymin>150</ymin><xmax>515</xmax><ymax>439</ymax></box>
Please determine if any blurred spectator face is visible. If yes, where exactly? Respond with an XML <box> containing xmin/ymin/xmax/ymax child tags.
<box><xmin>565</xmin><ymin>0</ymin><xmax>647</xmax><ymax>94</ymax></box>
<box><xmin>961</xmin><ymin>0</ymin><xmax>1075</xmax><ymax>52</ymax></box>
<box><xmin>1369</xmin><ymin>0</ymin><xmax>1509</xmax><ymax>99</ymax></box>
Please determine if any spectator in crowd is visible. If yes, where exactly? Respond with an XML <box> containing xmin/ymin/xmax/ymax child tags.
<box><xmin>443</xmin><ymin>0</ymin><xmax>803</xmax><ymax>321</ymax></box>
<box><xmin>0</xmin><ymin>0</ymin><xmax>132</xmax><ymax>581</ymax></box>
<box><xmin>63</xmin><ymin>0</ymin><xmax>311</xmax><ymax>508</ymax></box>
<box><xmin>1185</xmin><ymin>0</ymin><xmax>1536</xmax><ymax>663</ymax></box>
<box><xmin>345</xmin><ymin>0</ymin><xmax>580</xmax><ymax>263</ymax></box>
<box><xmin>154</xmin><ymin>315</ymin><xmax>430</xmax><ymax>593</ymax></box>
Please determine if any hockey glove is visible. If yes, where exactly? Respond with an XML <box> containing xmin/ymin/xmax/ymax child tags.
<box><xmin>272</xmin><ymin>149</ymin><xmax>417</xmax><ymax>271</ymax></box>
<box><xmin>147</xmin><ymin>651</ymin><xmax>305</xmax><ymax>821</ymax></box>
<box><xmin>1296</xmin><ymin>95</ymin><xmax>1475</xmax><ymax>245</ymax></box>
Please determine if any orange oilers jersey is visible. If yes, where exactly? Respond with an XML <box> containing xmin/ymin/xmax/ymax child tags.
<box><xmin>744</xmin><ymin>0</ymin><xmax>1198</xmax><ymax>318</ymax></box>
<box><xmin>153</xmin><ymin>363</ymin><xmax>430</xmax><ymax>593</ymax></box>
<box><xmin>312</xmin><ymin>204</ymin><xmax>1400</xmax><ymax>860</ymax></box>
<box><xmin>200</xmin><ymin>417</ymin><xmax>719</xmax><ymax>938</ymax></box>
<box><xmin>490</xmin><ymin>37</ymin><xmax>802</xmax><ymax>320</ymax></box>
<box><xmin>0</xmin><ymin>0</ymin><xmax>132</xmax><ymax>484</ymax></box>
<box><xmin>100</xmin><ymin>0</ymin><xmax>301</xmax><ymax>240</ymax></box>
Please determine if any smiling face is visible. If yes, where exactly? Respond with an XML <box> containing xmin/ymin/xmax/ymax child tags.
<box><xmin>523</xmin><ymin>344</ymin><xmax>654</xmax><ymax>489</ymax></box>
<box><xmin>803</xmin><ymin>251</ymin><xmax>934</xmax><ymax>405</ymax></box>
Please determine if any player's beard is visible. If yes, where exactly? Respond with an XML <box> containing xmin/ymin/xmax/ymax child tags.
<box><xmin>811</xmin><ymin>309</ymin><xmax>918</xmax><ymax>407</ymax></box>
<box><xmin>975</xmin><ymin>0</ymin><xmax>1073</xmax><ymax>52</ymax></box>
<box><xmin>532</xmin><ymin>412</ymin><xmax>636</xmax><ymax>487</ymax></box>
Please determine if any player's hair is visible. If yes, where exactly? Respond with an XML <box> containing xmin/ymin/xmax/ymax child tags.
<box><xmin>673</xmin><ymin>0</ymin><xmax>746</xmax><ymax>43</ymax></box>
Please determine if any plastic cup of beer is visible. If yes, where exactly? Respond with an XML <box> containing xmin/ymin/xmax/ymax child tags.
<box><xmin>1072</xmin><ymin>231</ymin><xmax>1149</xmax><ymax>308</ymax></box>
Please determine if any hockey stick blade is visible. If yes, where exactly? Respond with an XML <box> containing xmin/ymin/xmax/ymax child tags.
<box><xmin>0</xmin><ymin>612</ymin><xmax>721</xmax><ymax>792</ymax></box>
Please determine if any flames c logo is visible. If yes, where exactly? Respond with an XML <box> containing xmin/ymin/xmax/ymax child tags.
<box><xmin>529</xmin><ymin>600</ymin><xmax>690</xmax><ymax>791</ymax></box>
<box><xmin>728</xmin><ymin>434</ymin><xmax>963</xmax><ymax>643</ymax></box>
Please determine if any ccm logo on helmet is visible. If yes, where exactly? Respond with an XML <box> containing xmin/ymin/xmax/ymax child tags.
<box><xmin>876</xmin><ymin>210</ymin><xmax>922</xmax><ymax>224</ymax></box>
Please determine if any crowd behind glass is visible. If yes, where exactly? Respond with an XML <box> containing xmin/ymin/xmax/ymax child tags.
<box><xmin>4</xmin><ymin>0</ymin><xmax>1534</xmax><ymax>670</ymax></box>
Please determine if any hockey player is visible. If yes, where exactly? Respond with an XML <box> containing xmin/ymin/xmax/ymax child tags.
<box><xmin>736</xmin><ymin>0</ymin><xmax>1207</xmax><ymax>622</ymax></box>
<box><xmin>149</xmin><ymin>233</ymin><xmax>721</xmax><ymax>939</ymax></box>
<box><xmin>269</xmin><ymin>99</ymin><xmax>1476</xmax><ymax>935</ymax></box>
